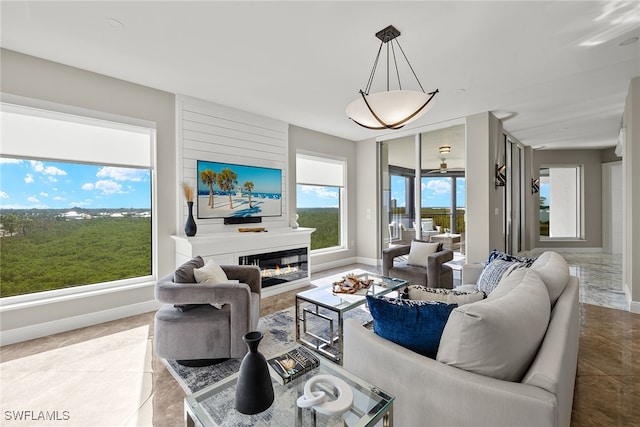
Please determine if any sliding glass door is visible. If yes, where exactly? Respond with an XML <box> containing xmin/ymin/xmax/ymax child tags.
<box><xmin>379</xmin><ymin>125</ymin><xmax>466</xmax><ymax>253</ymax></box>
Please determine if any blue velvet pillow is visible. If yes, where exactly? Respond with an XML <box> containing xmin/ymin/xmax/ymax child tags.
<box><xmin>366</xmin><ymin>295</ymin><xmax>457</xmax><ymax>359</ymax></box>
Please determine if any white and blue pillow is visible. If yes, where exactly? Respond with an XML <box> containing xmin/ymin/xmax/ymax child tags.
<box><xmin>475</xmin><ymin>250</ymin><xmax>538</xmax><ymax>296</ymax></box>
<box><xmin>476</xmin><ymin>259</ymin><xmax>524</xmax><ymax>295</ymax></box>
<box><xmin>486</xmin><ymin>249</ymin><xmax>536</xmax><ymax>267</ymax></box>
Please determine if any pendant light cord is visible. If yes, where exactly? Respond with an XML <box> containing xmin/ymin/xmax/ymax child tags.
<box><xmin>364</xmin><ymin>38</ymin><xmax>426</xmax><ymax>94</ymax></box>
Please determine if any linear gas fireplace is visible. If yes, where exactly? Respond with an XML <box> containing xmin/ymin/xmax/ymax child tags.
<box><xmin>239</xmin><ymin>247</ymin><xmax>308</xmax><ymax>288</ymax></box>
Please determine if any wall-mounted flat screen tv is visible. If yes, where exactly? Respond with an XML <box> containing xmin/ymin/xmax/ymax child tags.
<box><xmin>196</xmin><ymin>160</ymin><xmax>282</xmax><ymax>219</ymax></box>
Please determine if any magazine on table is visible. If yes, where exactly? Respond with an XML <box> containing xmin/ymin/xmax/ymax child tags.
<box><xmin>267</xmin><ymin>346</ymin><xmax>320</xmax><ymax>385</ymax></box>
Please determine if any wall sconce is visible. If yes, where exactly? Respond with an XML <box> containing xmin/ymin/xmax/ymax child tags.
<box><xmin>495</xmin><ymin>164</ymin><xmax>506</xmax><ymax>187</ymax></box>
<box><xmin>531</xmin><ymin>178</ymin><xmax>540</xmax><ymax>194</ymax></box>
<box><xmin>438</xmin><ymin>145</ymin><xmax>451</xmax><ymax>154</ymax></box>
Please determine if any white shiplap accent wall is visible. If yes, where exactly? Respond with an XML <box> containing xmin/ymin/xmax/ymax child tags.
<box><xmin>177</xmin><ymin>95</ymin><xmax>289</xmax><ymax>234</ymax></box>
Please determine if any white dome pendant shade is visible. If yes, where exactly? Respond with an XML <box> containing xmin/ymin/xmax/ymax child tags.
<box><xmin>346</xmin><ymin>25</ymin><xmax>438</xmax><ymax>130</ymax></box>
<box><xmin>346</xmin><ymin>89</ymin><xmax>439</xmax><ymax>130</ymax></box>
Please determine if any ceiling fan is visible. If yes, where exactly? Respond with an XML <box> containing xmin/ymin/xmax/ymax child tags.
<box><xmin>427</xmin><ymin>158</ymin><xmax>465</xmax><ymax>174</ymax></box>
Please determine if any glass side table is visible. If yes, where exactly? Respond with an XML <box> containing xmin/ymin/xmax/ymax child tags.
<box><xmin>184</xmin><ymin>353</ymin><xmax>394</xmax><ymax>426</ymax></box>
<box><xmin>295</xmin><ymin>272</ymin><xmax>407</xmax><ymax>363</ymax></box>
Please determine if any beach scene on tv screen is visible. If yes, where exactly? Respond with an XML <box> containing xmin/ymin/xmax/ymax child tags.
<box><xmin>196</xmin><ymin>161</ymin><xmax>282</xmax><ymax>218</ymax></box>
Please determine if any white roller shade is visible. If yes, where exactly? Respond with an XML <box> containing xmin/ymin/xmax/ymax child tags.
<box><xmin>296</xmin><ymin>154</ymin><xmax>345</xmax><ymax>187</ymax></box>
<box><xmin>1</xmin><ymin>103</ymin><xmax>153</xmax><ymax>168</ymax></box>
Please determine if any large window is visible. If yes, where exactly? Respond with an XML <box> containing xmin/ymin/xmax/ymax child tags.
<box><xmin>296</xmin><ymin>153</ymin><xmax>346</xmax><ymax>251</ymax></box>
<box><xmin>0</xmin><ymin>100</ymin><xmax>155</xmax><ymax>299</ymax></box>
<box><xmin>539</xmin><ymin>165</ymin><xmax>582</xmax><ymax>239</ymax></box>
<box><xmin>421</xmin><ymin>176</ymin><xmax>466</xmax><ymax>233</ymax></box>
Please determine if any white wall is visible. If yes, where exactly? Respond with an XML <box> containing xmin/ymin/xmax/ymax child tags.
<box><xmin>0</xmin><ymin>49</ymin><xmax>176</xmax><ymax>344</ymax></box>
<box><xmin>355</xmin><ymin>138</ymin><xmax>379</xmax><ymax>265</ymax></box>
<box><xmin>622</xmin><ymin>76</ymin><xmax>640</xmax><ymax>313</ymax></box>
<box><xmin>176</xmin><ymin>95</ymin><xmax>289</xmax><ymax>234</ymax></box>
<box><xmin>602</xmin><ymin>161</ymin><xmax>623</xmax><ymax>255</ymax></box>
<box><xmin>465</xmin><ymin>112</ymin><xmax>505</xmax><ymax>263</ymax></box>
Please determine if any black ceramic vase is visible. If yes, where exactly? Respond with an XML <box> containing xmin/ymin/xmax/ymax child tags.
<box><xmin>184</xmin><ymin>201</ymin><xmax>197</xmax><ymax>237</ymax></box>
<box><xmin>235</xmin><ymin>331</ymin><xmax>274</xmax><ymax>415</ymax></box>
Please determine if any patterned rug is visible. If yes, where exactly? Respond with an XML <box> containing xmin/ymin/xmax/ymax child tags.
<box><xmin>163</xmin><ymin>274</ymin><xmax>373</xmax><ymax>394</ymax></box>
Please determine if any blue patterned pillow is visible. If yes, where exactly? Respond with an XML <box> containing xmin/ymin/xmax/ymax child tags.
<box><xmin>486</xmin><ymin>249</ymin><xmax>536</xmax><ymax>267</ymax></box>
<box><xmin>366</xmin><ymin>295</ymin><xmax>457</xmax><ymax>359</ymax></box>
<box><xmin>476</xmin><ymin>259</ymin><xmax>524</xmax><ymax>295</ymax></box>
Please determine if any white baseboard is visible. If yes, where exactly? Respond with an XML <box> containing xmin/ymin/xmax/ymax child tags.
<box><xmin>355</xmin><ymin>256</ymin><xmax>379</xmax><ymax>266</ymax></box>
<box><xmin>310</xmin><ymin>257</ymin><xmax>358</xmax><ymax>273</ymax></box>
<box><xmin>528</xmin><ymin>247</ymin><xmax>604</xmax><ymax>255</ymax></box>
<box><xmin>630</xmin><ymin>300</ymin><xmax>640</xmax><ymax>314</ymax></box>
<box><xmin>261</xmin><ymin>279</ymin><xmax>310</xmax><ymax>298</ymax></box>
<box><xmin>0</xmin><ymin>300</ymin><xmax>161</xmax><ymax>346</ymax></box>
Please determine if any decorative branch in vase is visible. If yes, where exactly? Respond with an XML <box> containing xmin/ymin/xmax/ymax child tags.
<box><xmin>182</xmin><ymin>182</ymin><xmax>197</xmax><ymax>237</ymax></box>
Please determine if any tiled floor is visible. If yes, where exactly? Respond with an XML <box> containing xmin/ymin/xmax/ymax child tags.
<box><xmin>0</xmin><ymin>255</ymin><xmax>637</xmax><ymax>426</ymax></box>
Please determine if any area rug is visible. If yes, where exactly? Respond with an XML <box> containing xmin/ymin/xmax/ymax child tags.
<box><xmin>164</xmin><ymin>302</ymin><xmax>372</xmax><ymax>394</ymax></box>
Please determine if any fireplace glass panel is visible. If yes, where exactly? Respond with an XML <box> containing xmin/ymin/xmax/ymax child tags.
<box><xmin>239</xmin><ymin>247</ymin><xmax>308</xmax><ymax>288</ymax></box>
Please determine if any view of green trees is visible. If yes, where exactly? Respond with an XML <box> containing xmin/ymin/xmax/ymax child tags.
<box><xmin>1</xmin><ymin>212</ymin><xmax>151</xmax><ymax>298</ymax></box>
<box><xmin>297</xmin><ymin>208</ymin><xmax>339</xmax><ymax>250</ymax></box>
<box><xmin>391</xmin><ymin>207</ymin><xmax>466</xmax><ymax>232</ymax></box>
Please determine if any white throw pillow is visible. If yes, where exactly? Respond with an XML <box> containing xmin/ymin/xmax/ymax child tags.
<box><xmin>405</xmin><ymin>285</ymin><xmax>485</xmax><ymax>306</ymax></box>
<box><xmin>194</xmin><ymin>259</ymin><xmax>228</xmax><ymax>283</ymax></box>
<box><xmin>436</xmin><ymin>268</ymin><xmax>551</xmax><ymax>382</ymax></box>
<box><xmin>193</xmin><ymin>259</ymin><xmax>229</xmax><ymax>309</ymax></box>
<box><xmin>407</xmin><ymin>241</ymin><xmax>440</xmax><ymax>268</ymax></box>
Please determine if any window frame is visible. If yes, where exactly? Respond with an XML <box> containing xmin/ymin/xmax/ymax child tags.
<box><xmin>0</xmin><ymin>93</ymin><xmax>158</xmax><ymax>307</ymax></box>
<box><xmin>538</xmin><ymin>164</ymin><xmax>584</xmax><ymax>241</ymax></box>
<box><xmin>295</xmin><ymin>151</ymin><xmax>347</xmax><ymax>253</ymax></box>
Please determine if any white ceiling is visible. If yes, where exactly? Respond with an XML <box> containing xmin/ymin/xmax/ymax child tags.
<box><xmin>1</xmin><ymin>1</ymin><xmax>639</xmax><ymax>150</ymax></box>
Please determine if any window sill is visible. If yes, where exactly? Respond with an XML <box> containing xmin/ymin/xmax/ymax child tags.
<box><xmin>539</xmin><ymin>237</ymin><xmax>586</xmax><ymax>242</ymax></box>
<box><xmin>310</xmin><ymin>246</ymin><xmax>348</xmax><ymax>256</ymax></box>
<box><xmin>0</xmin><ymin>276</ymin><xmax>156</xmax><ymax>312</ymax></box>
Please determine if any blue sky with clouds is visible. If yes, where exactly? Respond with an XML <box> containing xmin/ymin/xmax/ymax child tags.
<box><xmin>296</xmin><ymin>176</ymin><xmax>466</xmax><ymax>209</ymax></box>
<box><xmin>297</xmin><ymin>185</ymin><xmax>340</xmax><ymax>208</ymax></box>
<box><xmin>0</xmin><ymin>158</ymin><xmax>151</xmax><ymax>210</ymax></box>
<box><xmin>392</xmin><ymin>176</ymin><xmax>466</xmax><ymax>208</ymax></box>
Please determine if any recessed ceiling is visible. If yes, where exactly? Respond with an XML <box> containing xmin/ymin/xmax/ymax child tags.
<box><xmin>1</xmin><ymin>1</ymin><xmax>638</xmax><ymax>150</ymax></box>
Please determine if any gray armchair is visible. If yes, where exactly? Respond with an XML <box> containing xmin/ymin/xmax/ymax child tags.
<box><xmin>382</xmin><ymin>243</ymin><xmax>454</xmax><ymax>288</ymax></box>
<box><xmin>154</xmin><ymin>260</ymin><xmax>261</xmax><ymax>366</ymax></box>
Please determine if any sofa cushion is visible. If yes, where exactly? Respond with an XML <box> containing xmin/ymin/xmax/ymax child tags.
<box><xmin>404</xmin><ymin>285</ymin><xmax>485</xmax><ymax>305</ymax></box>
<box><xmin>437</xmin><ymin>268</ymin><xmax>551</xmax><ymax>381</ymax></box>
<box><xmin>367</xmin><ymin>295</ymin><xmax>457</xmax><ymax>359</ymax></box>
<box><xmin>530</xmin><ymin>251</ymin><xmax>570</xmax><ymax>305</ymax></box>
<box><xmin>173</xmin><ymin>256</ymin><xmax>204</xmax><ymax>283</ymax></box>
<box><xmin>475</xmin><ymin>259</ymin><xmax>523</xmax><ymax>295</ymax></box>
<box><xmin>407</xmin><ymin>241</ymin><xmax>440</xmax><ymax>268</ymax></box>
<box><xmin>486</xmin><ymin>266</ymin><xmax>529</xmax><ymax>301</ymax></box>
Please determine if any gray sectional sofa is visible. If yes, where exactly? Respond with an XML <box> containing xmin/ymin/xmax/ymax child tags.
<box><xmin>344</xmin><ymin>251</ymin><xmax>579</xmax><ymax>427</ymax></box>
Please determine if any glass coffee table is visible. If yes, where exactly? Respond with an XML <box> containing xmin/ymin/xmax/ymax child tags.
<box><xmin>295</xmin><ymin>272</ymin><xmax>407</xmax><ymax>363</ymax></box>
<box><xmin>184</xmin><ymin>352</ymin><xmax>394</xmax><ymax>426</ymax></box>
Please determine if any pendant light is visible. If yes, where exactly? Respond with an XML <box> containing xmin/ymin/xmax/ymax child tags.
<box><xmin>346</xmin><ymin>25</ymin><xmax>439</xmax><ymax>130</ymax></box>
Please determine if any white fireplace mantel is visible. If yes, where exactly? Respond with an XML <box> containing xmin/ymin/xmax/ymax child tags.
<box><xmin>172</xmin><ymin>227</ymin><xmax>315</xmax><ymax>297</ymax></box>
